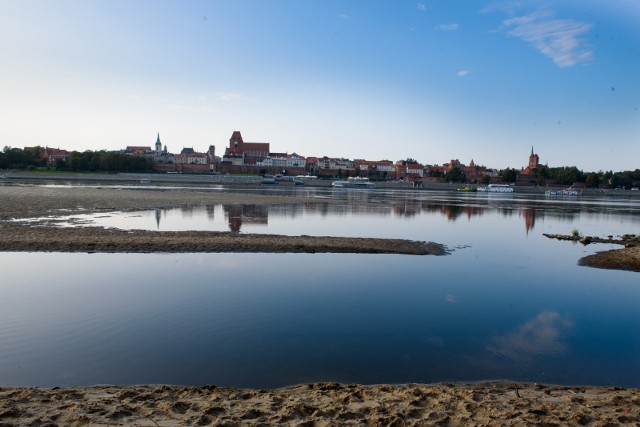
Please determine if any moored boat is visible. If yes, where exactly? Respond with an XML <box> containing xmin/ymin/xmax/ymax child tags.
<box><xmin>261</xmin><ymin>175</ymin><xmax>304</xmax><ymax>186</ymax></box>
<box><xmin>477</xmin><ymin>184</ymin><xmax>514</xmax><ymax>193</ymax></box>
<box><xmin>332</xmin><ymin>177</ymin><xmax>376</xmax><ymax>189</ymax></box>
<box><xmin>457</xmin><ymin>185</ymin><xmax>477</xmax><ymax>192</ymax></box>
<box><xmin>545</xmin><ymin>187</ymin><xmax>581</xmax><ymax>196</ymax></box>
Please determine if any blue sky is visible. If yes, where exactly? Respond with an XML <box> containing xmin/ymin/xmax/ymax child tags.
<box><xmin>1</xmin><ymin>0</ymin><xmax>638</xmax><ymax>171</ymax></box>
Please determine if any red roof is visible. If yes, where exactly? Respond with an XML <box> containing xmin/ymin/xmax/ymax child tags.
<box><xmin>241</xmin><ymin>142</ymin><xmax>269</xmax><ymax>151</ymax></box>
<box><xmin>230</xmin><ymin>131</ymin><xmax>243</xmax><ymax>143</ymax></box>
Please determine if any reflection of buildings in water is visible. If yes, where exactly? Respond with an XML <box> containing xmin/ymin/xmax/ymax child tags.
<box><xmin>392</xmin><ymin>200</ymin><xmax>422</xmax><ymax>217</ymax></box>
<box><xmin>181</xmin><ymin>204</ymin><xmax>195</xmax><ymax>219</ymax></box>
<box><xmin>417</xmin><ymin>201</ymin><xmax>486</xmax><ymax>221</ymax></box>
<box><xmin>302</xmin><ymin>202</ymin><xmax>391</xmax><ymax>218</ymax></box>
<box><xmin>205</xmin><ymin>205</ymin><xmax>215</xmax><ymax>220</ymax></box>
<box><xmin>520</xmin><ymin>208</ymin><xmax>536</xmax><ymax>234</ymax></box>
<box><xmin>223</xmin><ymin>204</ymin><xmax>269</xmax><ymax>233</ymax></box>
<box><xmin>155</xmin><ymin>208</ymin><xmax>161</xmax><ymax>229</ymax></box>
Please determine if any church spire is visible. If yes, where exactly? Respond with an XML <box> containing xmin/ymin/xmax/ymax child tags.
<box><xmin>531</xmin><ymin>146</ymin><xmax>534</xmax><ymax>156</ymax></box>
<box><xmin>156</xmin><ymin>133</ymin><xmax>161</xmax><ymax>144</ymax></box>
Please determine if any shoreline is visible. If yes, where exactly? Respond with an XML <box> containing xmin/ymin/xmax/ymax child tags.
<box><xmin>5</xmin><ymin>170</ymin><xmax>640</xmax><ymax>197</ymax></box>
<box><xmin>1</xmin><ymin>382</ymin><xmax>638</xmax><ymax>426</ymax></box>
<box><xmin>543</xmin><ymin>233</ymin><xmax>640</xmax><ymax>273</ymax></box>
<box><xmin>0</xmin><ymin>223</ymin><xmax>445</xmax><ymax>256</ymax></box>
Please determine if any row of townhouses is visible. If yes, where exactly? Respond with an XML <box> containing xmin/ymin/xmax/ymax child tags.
<box><xmin>122</xmin><ymin>131</ymin><xmax>501</xmax><ymax>182</ymax></box>
<box><xmin>29</xmin><ymin>131</ymin><xmax>547</xmax><ymax>183</ymax></box>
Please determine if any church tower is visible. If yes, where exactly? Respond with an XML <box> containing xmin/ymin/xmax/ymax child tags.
<box><xmin>528</xmin><ymin>146</ymin><xmax>539</xmax><ymax>170</ymax></box>
<box><xmin>155</xmin><ymin>133</ymin><xmax>162</xmax><ymax>153</ymax></box>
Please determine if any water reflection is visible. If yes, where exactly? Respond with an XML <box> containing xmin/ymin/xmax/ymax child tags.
<box><xmin>61</xmin><ymin>194</ymin><xmax>639</xmax><ymax>236</ymax></box>
<box><xmin>520</xmin><ymin>209</ymin><xmax>536</xmax><ymax>234</ymax></box>
<box><xmin>223</xmin><ymin>204</ymin><xmax>269</xmax><ymax>233</ymax></box>
<box><xmin>487</xmin><ymin>312</ymin><xmax>574</xmax><ymax>362</ymax></box>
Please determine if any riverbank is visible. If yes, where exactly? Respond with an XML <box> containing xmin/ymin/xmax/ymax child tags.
<box><xmin>544</xmin><ymin>233</ymin><xmax>640</xmax><ymax>273</ymax></box>
<box><xmin>1</xmin><ymin>382</ymin><xmax>638</xmax><ymax>426</ymax></box>
<box><xmin>6</xmin><ymin>170</ymin><xmax>640</xmax><ymax>196</ymax></box>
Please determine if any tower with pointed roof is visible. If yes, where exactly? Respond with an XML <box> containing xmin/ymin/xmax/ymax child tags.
<box><xmin>155</xmin><ymin>133</ymin><xmax>162</xmax><ymax>153</ymax></box>
<box><xmin>528</xmin><ymin>146</ymin><xmax>539</xmax><ymax>171</ymax></box>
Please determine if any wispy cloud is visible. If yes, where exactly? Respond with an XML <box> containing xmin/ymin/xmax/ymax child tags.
<box><xmin>417</xmin><ymin>3</ymin><xmax>426</xmax><ymax>11</ymax></box>
<box><xmin>216</xmin><ymin>92</ymin><xmax>247</xmax><ymax>102</ymax></box>
<box><xmin>456</xmin><ymin>70</ymin><xmax>470</xmax><ymax>77</ymax></box>
<box><xmin>489</xmin><ymin>6</ymin><xmax>593</xmax><ymax>67</ymax></box>
<box><xmin>436</xmin><ymin>23</ymin><xmax>460</xmax><ymax>31</ymax></box>
<box><xmin>504</xmin><ymin>11</ymin><xmax>592</xmax><ymax>67</ymax></box>
<box><xmin>339</xmin><ymin>13</ymin><xmax>349</xmax><ymax>19</ymax></box>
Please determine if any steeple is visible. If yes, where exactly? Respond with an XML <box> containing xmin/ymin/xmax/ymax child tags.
<box><xmin>531</xmin><ymin>146</ymin><xmax>534</xmax><ymax>156</ymax></box>
<box><xmin>156</xmin><ymin>133</ymin><xmax>161</xmax><ymax>144</ymax></box>
<box><xmin>155</xmin><ymin>133</ymin><xmax>162</xmax><ymax>153</ymax></box>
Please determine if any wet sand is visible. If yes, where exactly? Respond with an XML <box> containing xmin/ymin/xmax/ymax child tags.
<box><xmin>0</xmin><ymin>223</ymin><xmax>444</xmax><ymax>255</ymax></box>
<box><xmin>0</xmin><ymin>185</ymin><xmax>443</xmax><ymax>255</ymax></box>
<box><xmin>1</xmin><ymin>382</ymin><xmax>638</xmax><ymax>426</ymax></box>
<box><xmin>543</xmin><ymin>233</ymin><xmax>640</xmax><ymax>273</ymax></box>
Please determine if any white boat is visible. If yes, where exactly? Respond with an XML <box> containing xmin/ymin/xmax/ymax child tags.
<box><xmin>261</xmin><ymin>175</ymin><xmax>304</xmax><ymax>186</ymax></box>
<box><xmin>332</xmin><ymin>177</ymin><xmax>376</xmax><ymax>189</ymax></box>
<box><xmin>477</xmin><ymin>184</ymin><xmax>514</xmax><ymax>193</ymax></box>
<box><xmin>545</xmin><ymin>188</ymin><xmax>580</xmax><ymax>196</ymax></box>
<box><xmin>140</xmin><ymin>178</ymin><xmax>151</xmax><ymax>184</ymax></box>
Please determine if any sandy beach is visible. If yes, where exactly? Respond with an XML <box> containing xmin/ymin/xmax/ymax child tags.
<box><xmin>1</xmin><ymin>182</ymin><xmax>639</xmax><ymax>425</ymax></box>
<box><xmin>1</xmin><ymin>382</ymin><xmax>638</xmax><ymax>426</ymax></box>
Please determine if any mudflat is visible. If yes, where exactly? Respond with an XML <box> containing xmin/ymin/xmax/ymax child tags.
<box><xmin>0</xmin><ymin>185</ymin><xmax>444</xmax><ymax>255</ymax></box>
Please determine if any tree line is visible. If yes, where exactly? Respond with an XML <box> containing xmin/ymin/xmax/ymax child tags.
<box><xmin>499</xmin><ymin>166</ymin><xmax>640</xmax><ymax>189</ymax></box>
<box><xmin>2</xmin><ymin>146</ymin><xmax>638</xmax><ymax>188</ymax></box>
<box><xmin>1</xmin><ymin>146</ymin><xmax>152</xmax><ymax>173</ymax></box>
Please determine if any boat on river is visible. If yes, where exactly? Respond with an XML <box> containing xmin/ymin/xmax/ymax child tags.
<box><xmin>477</xmin><ymin>184</ymin><xmax>514</xmax><ymax>193</ymax></box>
<box><xmin>261</xmin><ymin>175</ymin><xmax>304</xmax><ymax>186</ymax></box>
<box><xmin>545</xmin><ymin>187</ymin><xmax>581</xmax><ymax>196</ymax></box>
<box><xmin>332</xmin><ymin>177</ymin><xmax>376</xmax><ymax>189</ymax></box>
<box><xmin>457</xmin><ymin>185</ymin><xmax>477</xmax><ymax>192</ymax></box>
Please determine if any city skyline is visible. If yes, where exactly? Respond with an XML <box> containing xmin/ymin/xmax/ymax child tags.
<box><xmin>1</xmin><ymin>1</ymin><xmax>638</xmax><ymax>171</ymax></box>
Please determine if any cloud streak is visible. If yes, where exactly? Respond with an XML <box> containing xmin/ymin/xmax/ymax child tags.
<box><xmin>437</xmin><ymin>23</ymin><xmax>460</xmax><ymax>31</ymax></box>
<box><xmin>501</xmin><ymin>10</ymin><xmax>593</xmax><ymax>67</ymax></box>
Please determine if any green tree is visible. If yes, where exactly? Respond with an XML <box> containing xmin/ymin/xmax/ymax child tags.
<box><xmin>445</xmin><ymin>166</ymin><xmax>466</xmax><ymax>182</ymax></box>
<box><xmin>481</xmin><ymin>174</ymin><xmax>491</xmax><ymax>185</ymax></box>
<box><xmin>500</xmin><ymin>168</ymin><xmax>518</xmax><ymax>183</ymax></box>
<box><xmin>585</xmin><ymin>172</ymin><xmax>599</xmax><ymax>188</ymax></box>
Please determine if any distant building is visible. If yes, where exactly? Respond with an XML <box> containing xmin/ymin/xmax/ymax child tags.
<box><xmin>518</xmin><ymin>146</ymin><xmax>547</xmax><ymax>185</ymax></box>
<box><xmin>522</xmin><ymin>146</ymin><xmax>545</xmax><ymax>175</ymax></box>
<box><xmin>125</xmin><ymin>145</ymin><xmax>153</xmax><ymax>156</ymax></box>
<box><xmin>223</xmin><ymin>131</ymin><xmax>270</xmax><ymax>165</ymax></box>
<box><xmin>152</xmin><ymin>134</ymin><xmax>174</xmax><ymax>164</ymax></box>
<box><xmin>43</xmin><ymin>147</ymin><xmax>70</xmax><ymax>167</ymax></box>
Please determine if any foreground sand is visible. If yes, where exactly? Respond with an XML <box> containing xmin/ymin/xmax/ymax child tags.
<box><xmin>1</xmin><ymin>382</ymin><xmax>638</xmax><ymax>426</ymax></box>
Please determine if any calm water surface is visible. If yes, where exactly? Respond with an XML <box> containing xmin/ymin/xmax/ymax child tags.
<box><xmin>1</xmin><ymin>186</ymin><xmax>639</xmax><ymax>387</ymax></box>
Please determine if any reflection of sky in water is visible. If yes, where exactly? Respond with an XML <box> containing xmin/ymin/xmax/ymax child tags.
<box><xmin>1</xmin><ymin>191</ymin><xmax>639</xmax><ymax>388</ymax></box>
